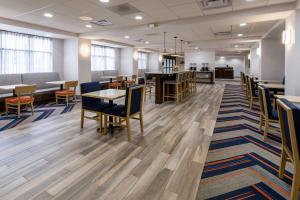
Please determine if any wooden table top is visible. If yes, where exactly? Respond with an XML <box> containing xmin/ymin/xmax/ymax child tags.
<box><xmin>82</xmin><ymin>89</ymin><xmax>126</xmax><ymax>101</ymax></box>
<box><xmin>0</xmin><ymin>84</ymin><xmax>28</xmax><ymax>90</ymax></box>
<box><xmin>274</xmin><ymin>95</ymin><xmax>300</xmax><ymax>104</ymax></box>
<box><xmin>46</xmin><ymin>81</ymin><xmax>66</xmax><ymax>85</ymax></box>
<box><xmin>254</xmin><ymin>80</ymin><xmax>281</xmax><ymax>83</ymax></box>
<box><xmin>259</xmin><ymin>83</ymin><xmax>285</xmax><ymax>89</ymax></box>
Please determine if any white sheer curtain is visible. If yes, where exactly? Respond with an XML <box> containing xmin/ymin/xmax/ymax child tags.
<box><xmin>91</xmin><ymin>45</ymin><xmax>116</xmax><ymax>71</ymax></box>
<box><xmin>0</xmin><ymin>31</ymin><xmax>53</xmax><ymax>74</ymax></box>
<box><xmin>138</xmin><ymin>52</ymin><xmax>148</xmax><ymax>69</ymax></box>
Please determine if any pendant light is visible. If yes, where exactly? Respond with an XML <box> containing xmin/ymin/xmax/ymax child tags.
<box><xmin>161</xmin><ymin>32</ymin><xmax>169</xmax><ymax>55</ymax></box>
<box><xmin>171</xmin><ymin>36</ymin><xmax>178</xmax><ymax>57</ymax></box>
<box><xmin>177</xmin><ymin>39</ymin><xmax>184</xmax><ymax>58</ymax></box>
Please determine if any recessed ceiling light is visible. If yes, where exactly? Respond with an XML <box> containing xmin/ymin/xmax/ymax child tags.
<box><xmin>85</xmin><ymin>24</ymin><xmax>92</xmax><ymax>28</ymax></box>
<box><xmin>237</xmin><ymin>34</ymin><xmax>244</xmax><ymax>37</ymax></box>
<box><xmin>44</xmin><ymin>13</ymin><xmax>53</xmax><ymax>18</ymax></box>
<box><xmin>240</xmin><ymin>23</ymin><xmax>247</xmax><ymax>27</ymax></box>
<box><xmin>46</xmin><ymin>34</ymin><xmax>52</xmax><ymax>37</ymax></box>
<box><xmin>124</xmin><ymin>35</ymin><xmax>130</xmax><ymax>39</ymax></box>
<box><xmin>234</xmin><ymin>45</ymin><xmax>239</xmax><ymax>48</ymax></box>
<box><xmin>100</xmin><ymin>0</ymin><xmax>110</xmax><ymax>3</ymax></box>
<box><xmin>245</xmin><ymin>0</ymin><xmax>255</xmax><ymax>2</ymax></box>
<box><xmin>80</xmin><ymin>16</ymin><xmax>93</xmax><ymax>21</ymax></box>
<box><xmin>135</xmin><ymin>15</ymin><xmax>143</xmax><ymax>20</ymax></box>
<box><xmin>170</xmin><ymin>48</ymin><xmax>174</xmax><ymax>51</ymax></box>
<box><xmin>145</xmin><ymin>41</ymin><xmax>150</xmax><ymax>44</ymax></box>
<box><xmin>194</xmin><ymin>47</ymin><xmax>199</xmax><ymax>50</ymax></box>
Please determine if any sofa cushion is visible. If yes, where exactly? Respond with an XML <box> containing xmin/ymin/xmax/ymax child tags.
<box><xmin>103</xmin><ymin>70</ymin><xmax>118</xmax><ymax>76</ymax></box>
<box><xmin>22</xmin><ymin>72</ymin><xmax>60</xmax><ymax>90</ymax></box>
<box><xmin>0</xmin><ymin>74</ymin><xmax>22</xmax><ymax>94</ymax></box>
<box><xmin>91</xmin><ymin>71</ymin><xmax>104</xmax><ymax>82</ymax></box>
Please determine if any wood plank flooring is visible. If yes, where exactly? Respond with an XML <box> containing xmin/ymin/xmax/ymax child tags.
<box><xmin>0</xmin><ymin>82</ymin><xmax>226</xmax><ymax>200</ymax></box>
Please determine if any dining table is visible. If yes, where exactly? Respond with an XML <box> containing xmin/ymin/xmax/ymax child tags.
<box><xmin>101</xmin><ymin>76</ymin><xmax>116</xmax><ymax>83</ymax></box>
<box><xmin>254</xmin><ymin>80</ymin><xmax>281</xmax><ymax>84</ymax></box>
<box><xmin>82</xmin><ymin>89</ymin><xmax>126</xmax><ymax>134</ymax></box>
<box><xmin>274</xmin><ymin>95</ymin><xmax>300</xmax><ymax>104</ymax></box>
<box><xmin>0</xmin><ymin>84</ymin><xmax>28</xmax><ymax>96</ymax></box>
<box><xmin>259</xmin><ymin>83</ymin><xmax>285</xmax><ymax>94</ymax></box>
<box><xmin>46</xmin><ymin>81</ymin><xmax>66</xmax><ymax>90</ymax></box>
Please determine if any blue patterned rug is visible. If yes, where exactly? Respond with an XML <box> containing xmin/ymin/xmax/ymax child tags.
<box><xmin>0</xmin><ymin>102</ymin><xmax>77</xmax><ymax>132</ymax></box>
<box><xmin>197</xmin><ymin>84</ymin><xmax>295</xmax><ymax>200</ymax></box>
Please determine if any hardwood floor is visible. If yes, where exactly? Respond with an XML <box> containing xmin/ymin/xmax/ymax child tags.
<box><xmin>0</xmin><ymin>82</ymin><xmax>225</xmax><ymax>200</ymax></box>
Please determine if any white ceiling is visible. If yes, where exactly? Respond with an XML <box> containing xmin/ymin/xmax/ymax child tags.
<box><xmin>0</xmin><ymin>0</ymin><xmax>296</xmax><ymax>51</ymax></box>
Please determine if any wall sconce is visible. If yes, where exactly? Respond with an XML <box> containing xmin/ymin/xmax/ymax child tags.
<box><xmin>80</xmin><ymin>44</ymin><xmax>90</xmax><ymax>57</ymax></box>
<box><xmin>256</xmin><ymin>47</ymin><xmax>261</xmax><ymax>56</ymax></box>
<box><xmin>248</xmin><ymin>54</ymin><xmax>250</xmax><ymax>60</ymax></box>
<box><xmin>282</xmin><ymin>29</ymin><xmax>293</xmax><ymax>45</ymax></box>
<box><xmin>133</xmin><ymin>51</ymin><xmax>139</xmax><ymax>61</ymax></box>
<box><xmin>159</xmin><ymin>55</ymin><xmax>163</xmax><ymax>62</ymax></box>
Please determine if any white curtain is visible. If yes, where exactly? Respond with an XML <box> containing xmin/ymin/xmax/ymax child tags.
<box><xmin>0</xmin><ymin>31</ymin><xmax>53</xmax><ymax>74</ymax></box>
<box><xmin>138</xmin><ymin>52</ymin><xmax>148</xmax><ymax>69</ymax></box>
<box><xmin>91</xmin><ymin>45</ymin><xmax>116</xmax><ymax>71</ymax></box>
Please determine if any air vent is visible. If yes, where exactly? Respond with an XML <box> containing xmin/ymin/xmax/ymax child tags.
<box><xmin>214</xmin><ymin>31</ymin><xmax>231</xmax><ymax>37</ymax></box>
<box><xmin>107</xmin><ymin>3</ymin><xmax>141</xmax><ymax>16</ymax></box>
<box><xmin>91</xmin><ymin>19</ymin><xmax>112</xmax><ymax>26</ymax></box>
<box><xmin>197</xmin><ymin>0</ymin><xmax>231</xmax><ymax>10</ymax></box>
<box><xmin>145</xmin><ymin>33</ymin><xmax>161</xmax><ymax>37</ymax></box>
<box><xmin>134</xmin><ymin>39</ymin><xmax>144</xmax><ymax>43</ymax></box>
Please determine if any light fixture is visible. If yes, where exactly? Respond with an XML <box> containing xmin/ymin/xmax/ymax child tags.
<box><xmin>234</xmin><ymin>45</ymin><xmax>239</xmax><ymax>48</ymax></box>
<box><xmin>44</xmin><ymin>13</ymin><xmax>53</xmax><ymax>18</ymax></box>
<box><xmin>46</xmin><ymin>34</ymin><xmax>52</xmax><ymax>37</ymax></box>
<box><xmin>85</xmin><ymin>24</ymin><xmax>92</xmax><ymax>28</ymax></box>
<box><xmin>159</xmin><ymin>55</ymin><xmax>163</xmax><ymax>62</ymax></box>
<box><xmin>171</xmin><ymin>36</ymin><xmax>178</xmax><ymax>57</ymax></box>
<box><xmin>220</xmin><ymin>56</ymin><xmax>225</xmax><ymax>59</ymax></box>
<box><xmin>177</xmin><ymin>39</ymin><xmax>184</xmax><ymax>57</ymax></box>
<box><xmin>194</xmin><ymin>47</ymin><xmax>199</xmax><ymax>50</ymax></box>
<box><xmin>248</xmin><ymin>54</ymin><xmax>251</xmax><ymax>60</ymax></box>
<box><xmin>282</xmin><ymin>29</ymin><xmax>293</xmax><ymax>45</ymax></box>
<box><xmin>135</xmin><ymin>15</ymin><xmax>143</xmax><ymax>20</ymax></box>
<box><xmin>133</xmin><ymin>51</ymin><xmax>139</xmax><ymax>60</ymax></box>
<box><xmin>240</xmin><ymin>23</ymin><xmax>247</xmax><ymax>27</ymax></box>
<box><xmin>161</xmin><ymin>32</ymin><xmax>169</xmax><ymax>55</ymax></box>
<box><xmin>80</xmin><ymin>16</ymin><xmax>93</xmax><ymax>21</ymax></box>
<box><xmin>237</xmin><ymin>34</ymin><xmax>243</xmax><ymax>37</ymax></box>
<box><xmin>100</xmin><ymin>0</ymin><xmax>110</xmax><ymax>3</ymax></box>
<box><xmin>145</xmin><ymin>41</ymin><xmax>150</xmax><ymax>44</ymax></box>
<box><xmin>124</xmin><ymin>35</ymin><xmax>130</xmax><ymax>39</ymax></box>
<box><xmin>170</xmin><ymin>48</ymin><xmax>174</xmax><ymax>51</ymax></box>
<box><xmin>80</xmin><ymin>44</ymin><xmax>90</xmax><ymax>57</ymax></box>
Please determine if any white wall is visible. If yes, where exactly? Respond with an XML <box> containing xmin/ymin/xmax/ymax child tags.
<box><xmin>285</xmin><ymin>10</ymin><xmax>300</xmax><ymax>95</ymax></box>
<box><xmin>64</xmin><ymin>38</ymin><xmax>78</xmax><ymax>81</ymax></box>
<box><xmin>184</xmin><ymin>50</ymin><xmax>215</xmax><ymax>70</ymax></box>
<box><xmin>260</xmin><ymin>39</ymin><xmax>285</xmax><ymax>81</ymax></box>
<box><xmin>215</xmin><ymin>56</ymin><xmax>245</xmax><ymax>77</ymax></box>
<box><xmin>148</xmin><ymin>52</ymin><xmax>159</xmax><ymax>72</ymax></box>
<box><xmin>120</xmin><ymin>47</ymin><xmax>134</xmax><ymax>75</ymax></box>
<box><xmin>250</xmin><ymin>45</ymin><xmax>261</xmax><ymax>78</ymax></box>
<box><xmin>52</xmin><ymin>39</ymin><xmax>64</xmax><ymax>79</ymax></box>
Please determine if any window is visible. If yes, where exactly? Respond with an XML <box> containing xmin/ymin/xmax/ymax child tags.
<box><xmin>138</xmin><ymin>52</ymin><xmax>148</xmax><ymax>69</ymax></box>
<box><xmin>0</xmin><ymin>31</ymin><xmax>53</xmax><ymax>74</ymax></box>
<box><xmin>91</xmin><ymin>45</ymin><xmax>116</xmax><ymax>71</ymax></box>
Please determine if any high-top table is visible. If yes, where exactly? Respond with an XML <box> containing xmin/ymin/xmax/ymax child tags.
<box><xmin>145</xmin><ymin>71</ymin><xmax>180</xmax><ymax>104</ymax></box>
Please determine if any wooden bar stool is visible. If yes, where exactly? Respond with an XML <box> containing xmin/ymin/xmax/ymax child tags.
<box><xmin>163</xmin><ymin>73</ymin><xmax>183</xmax><ymax>104</ymax></box>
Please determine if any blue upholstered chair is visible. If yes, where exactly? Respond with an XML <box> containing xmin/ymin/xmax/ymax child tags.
<box><xmin>248</xmin><ymin>77</ymin><xmax>259</xmax><ymax>109</ymax></box>
<box><xmin>277</xmin><ymin>99</ymin><xmax>300</xmax><ymax>200</ymax></box>
<box><xmin>258</xmin><ymin>86</ymin><xmax>279</xmax><ymax>139</ymax></box>
<box><xmin>102</xmin><ymin>85</ymin><xmax>145</xmax><ymax>141</ymax></box>
<box><xmin>80</xmin><ymin>82</ymin><xmax>110</xmax><ymax>131</ymax></box>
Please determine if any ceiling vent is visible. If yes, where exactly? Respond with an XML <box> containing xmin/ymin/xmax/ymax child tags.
<box><xmin>134</xmin><ymin>39</ymin><xmax>145</xmax><ymax>43</ymax></box>
<box><xmin>214</xmin><ymin>31</ymin><xmax>231</xmax><ymax>37</ymax></box>
<box><xmin>107</xmin><ymin>3</ymin><xmax>141</xmax><ymax>16</ymax></box>
<box><xmin>197</xmin><ymin>0</ymin><xmax>231</xmax><ymax>10</ymax></box>
<box><xmin>91</xmin><ymin>19</ymin><xmax>113</xmax><ymax>26</ymax></box>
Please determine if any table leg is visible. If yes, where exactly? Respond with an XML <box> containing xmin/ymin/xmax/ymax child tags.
<box><xmin>13</xmin><ymin>89</ymin><xmax>16</xmax><ymax>97</ymax></box>
<box><xmin>110</xmin><ymin>78</ymin><xmax>113</xmax><ymax>83</ymax></box>
<box><xmin>108</xmin><ymin>100</ymin><xmax>114</xmax><ymax>135</ymax></box>
<box><xmin>60</xmin><ymin>84</ymin><xmax>63</xmax><ymax>90</ymax></box>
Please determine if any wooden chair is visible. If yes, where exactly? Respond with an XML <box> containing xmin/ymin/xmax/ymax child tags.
<box><xmin>182</xmin><ymin>72</ymin><xmax>190</xmax><ymax>98</ymax></box>
<box><xmin>124</xmin><ymin>75</ymin><xmax>137</xmax><ymax>86</ymax></box>
<box><xmin>163</xmin><ymin>72</ymin><xmax>183</xmax><ymax>104</ymax></box>
<box><xmin>277</xmin><ymin>98</ymin><xmax>300</xmax><ymax>200</ymax></box>
<box><xmin>5</xmin><ymin>85</ymin><xmax>36</xmax><ymax>118</ymax></box>
<box><xmin>144</xmin><ymin>74</ymin><xmax>155</xmax><ymax>100</ymax></box>
<box><xmin>80</xmin><ymin>82</ymin><xmax>111</xmax><ymax>133</ymax></box>
<box><xmin>102</xmin><ymin>85</ymin><xmax>145</xmax><ymax>141</ymax></box>
<box><xmin>108</xmin><ymin>76</ymin><xmax>123</xmax><ymax>89</ymax></box>
<box><xmin>247</xmin><ymin>77</ymin><xmax>258</xmax><ymax>109</ymax></box>
<box><xmin>55</xmin><ymin>81</ymin><xmax>78</xmax><ymax>106</ymax></box>
<box><xmin>241</xmin><ymin>72</ymin><xmax>246</xmax><ymax>91</ymax></box>
<box><xmin>191</xmin><ymin>71</ymin><xmax>197</xmax><ymax>93</ymax></box>
<box><xmin>258</xmin><ymin>86</ymin><xmax>279</xmax><ymax>139</ymax></box>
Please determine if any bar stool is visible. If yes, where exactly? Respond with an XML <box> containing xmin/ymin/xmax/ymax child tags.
<box><xmin>163</xmin><ymin>73</ymin><xmax>183</xmax><ymax>104</ymax></box>
<box><xmin>144</xmin><ymin>74</ymin><xmax>155</xmax><ymax>100</ymax></box>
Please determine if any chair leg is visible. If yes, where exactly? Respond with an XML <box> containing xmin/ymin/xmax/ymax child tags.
<box><xmin>290</xmin><ymin>171</ymin><xmax>300</xmax><ymax>200</ymax></box>
<box><xmin>250</xmin><ymin>98</ymin><xmax>253</xmax><ymax>109</ymax></box>
<box><xmin>5</xmin><ymin>103</ymin><xmax>8</xmax><ymax>116</ymax></box>
<box><xmin>80</xmin><ymin>110</ymin><xmax>84</xmax><ymax>129</ymax></box>
<box><xmin>31</xmin><ymin>102</ymin><xmax>34</xmax><ymax>116</ymax></box>
<box><xmin>264</xmin><ymin>119</ymin><xmax>269</xmax><ymax>139</ymax></box>
<box><xmin>98</xmin><ymin>113</ymin><xmax>103</xmax><ymax>133</ymax></box>
<box><xmin>17</xmin><ymin>104</ymin><xmax>21</xmax><ymax>118</ymax></box>
<box><xmin>66</xmin><ymin>96</ymin><xmax>69</xmax><ymax>106</ymax></box>
<box><xmin>139</xmin><ymin>113</ymin><xmax>144</xmax><ymax>135</ymax></box>
<box><xmin>163</xmin><ymin>83</ymin><xmax>165</xmax><ymax>102</ymax></box>
<box><xmin>104</xmin><ymin>115</ymin><xmax>108</xmax><ymax>135</ymax></box>
<box><xmin>259</xmin><ymin>114</ymin><xmax>263</xmax><ymax>131</ymax></box>
<box><xmin>279</xmin><ymin>149</ymin><xmax>287</xmax><ymax>179</ymax></box>
<box><xmin>126</xmin><ymin>117</ymin><xmax>131</xmax><ymax>142</ymax></box>
<box><xmin>56</xmin><ymin>95</ymin><xmax>58</xmax><ymax>104</ymax></box>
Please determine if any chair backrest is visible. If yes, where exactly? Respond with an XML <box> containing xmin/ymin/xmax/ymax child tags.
<box><xmin>80</xmin><ymin>82</ymin><xmax>103</xmax><ymax>107</ymax></box>
<box><xmin>116</xmin><ymin>76</ymin><xmax>124</xmax><ymax>82</ymax></box>
<box><xmin>277</xmin><ymin>98</ymin><xmax>300</xmax><ymax>163</ymax></box>
<box><xmin>65</xmin><ymin>81</ymin><xmax>78</xmax><ymax>91</ymax></box>
<box><xmin>176</xmin><ymin>72</ymin><xmax>183</xmax><ymax>83</ymax></box>
<box><xmin>240</xmin><ymin>72</ymin><xmax>244</xmax><ymax>84</ymax></box>
<box><xmin>258</xmin><ymin>85</ymin><xmax>273</xmax><ymax>118</ymax></box>
<box><xmin>125</xmin><ymin>85</ymin><xmax>145</xmax><ymax>116</ymax></box>
<box><xmin>248</xmin><ymin>77</ymin><xmax>257</xmax><ymax>97</ymax></box>
<box><xmin>15</xmin><ymin>85</ymin><xmax>37</xmax><ymax>97</ymax></box>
